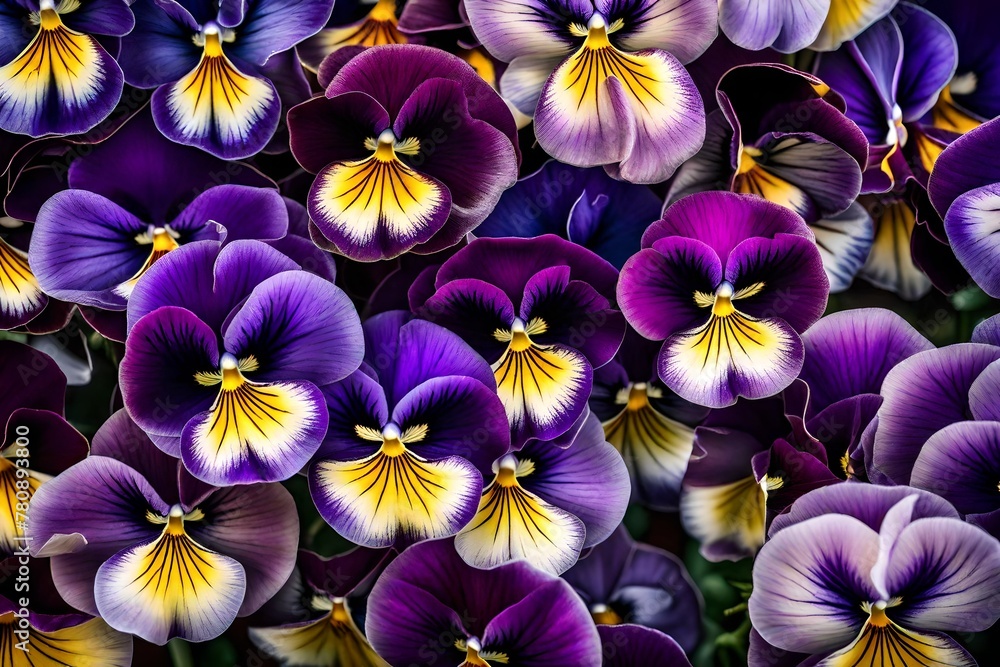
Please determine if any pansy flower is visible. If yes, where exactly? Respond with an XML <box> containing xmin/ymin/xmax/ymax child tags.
<box><xmin>750</xmin><ymin>485</ymin><xmax>1000</xmax><ymax>666</ymax></box>
<box><xmin>0</xmin><ymin>0</ymin><xmax>133</xmax><ymax>137</ymax></box>
<box><xmin>0</xmin><ymin>556</ymin><xmax>132</xmax><ymax>666</ymax></box>
<box><xmin>288</xmin><ymin>44</ymin><xmax>519</xmax><ymax>261</ymax></box>
<box><xmin>619</xmin><ymin>192</ymin><xmax>829</xmax><ymax>409</ymax></box>
<box><xmin>928</xmin><ymin>117</ymin><xmax>1000</xmax><ymax>297</ymax></box>
<box><xmin>0</xmin><ymin>341</ymin><xmax>88</xmax><ymax>556</ymax></box>
<box><xmin>118</xmin><ymin>0</ymin><xmax>333</xmax><ymax>158</ymax></box>
<box><xmin>562</xmin><ymin>526</ymin><xmax>702</xmax><ymax>653</ymax></box>
<box><xmin>589</xmin><ymin>329</ymin><xmax>708</xmax><ymax>510</ymax></box>
<box><xmin>668</xmin><ymin>64</ymin><xmax>869</xmax><ymax>224</ymax></box>
<box><xmin>309</xmin><ymin>311</ymin><xmax>509</xmax><ymax>548</ymax></box>
<box><xmin>454</xmin><ymin>413</ymin><xmax>629</xmax><ymax>575</ymax></box>
<box><xmin>415</xmin><ymin>235</ymin><xmax>626</xmax><ymax>446</ymax></box>
<box><xmin>297</xmin><ymin>0</ymin><xmax>407</xmax><ymax>71</ymax></box>
<box><xmin>365</xmin><ymin>538</ymin><xmax>603</xmax><ymax>666</ymax></box>
<box><xmin>816</xmin><ymin>3</ymin><xmax>958</xmax><ymax>191</ymax></box>
<box><xmin>475</xmin><ymin>160</ymin><xmax>662</xmax><ymax>269</ymax></box>
<box><xmin>250</xmin><ymin>548</ymin><xmax>393</xmax><ymax>667</ymax></box>
<box><xmin>27</xmin><ymin>409</ymin><xmax>300</xmax><ymax>644</ymax></box>
<box><xmin>121</xmin><ymin>239</ymin><xmax>364</xmax><ymax>486</ymax></box>
<box><xmin>467</xmin><ymin>0</ymin><xmax>717</xmax><ymax>184</ymax></box>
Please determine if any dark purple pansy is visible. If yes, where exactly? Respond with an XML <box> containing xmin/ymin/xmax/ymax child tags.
<box><xmin>0</xmin><ymin>556</ymin><xmax>132</xmax><ymax>665</ymax></box>
<box><xmin>619</xmin><ymin>192</ymin><xmax>829</xmax><ymax>409</ymax></box>
<box><xmin>27</xmin><ymin>409</ymin><xmax>300</xmax><ymax>645</ymax></box>
<box><xmin>475</xmin><ymin>160</ymin><xmax>662</xmax><ymax>269</ymax></box>
<box><xmin>0</xmin><ymin>341</ymin><xmax>88</xmax><ymax>556</ymax></box>
<box><xmin>365</xmin><ymin>538</ymin><xmax>603</xmax><ymax>666</ymax></box>
<box><xmin>308</xmin><ymin>310</ymin><xmax>509</xmax><ymax>549</ymax></box>
<box><xmin>249</xmin><ymin>547</ymin><xmax>393</xmax><ymax>666</ymax></box>
<box><xmin>118</xmin><ymin>0</ymin><xmax>333</xmax><ymax>158</ymax></box>
<box><xmin>454</xmin><ymin>413</ymin><xmax>630</xmax><ymax>575</ymax></box>
<box><xmin>467</xmin><ymin>0</ymin><xmax>717</xmax><ymax>184</ymax></box>
<box><xmin>928</xmin><ymin>117</ymin><xmax>1000</xmax><ymax>297</ymax></box>
<box><xmin>0</xmin><ymin>0</ymin><xmax>133</xmax><ymax>137</ymax></box>
<box><xmin>815</xmin><ymin>3</ymin><xmax>958</xmax><ymax>192</ymax></box>
<box><xmin>414</xmin><ymin>235</ymin><xmax>626</xmax><ymax>447</ymax></box>
<box><xmin>287</xmin><ymin>44</ymin><xmax>519</xmax><ymax>262</ymax></box>
<box><xmin>562</xmin><ymin>526</ymin><xmax>702</xmax><ymax>653</ymax></box>
<box><xmin>750</xmin><ymin>484</ymin><xmax>1000</xmax><ymax>666</ymax></box>
<box><xmin>120</xmin><ymin>239</ymin><xmax>363</xmax><ymax>486</ymax></box>
<box><xmin>589</xmin><ymin>328</ymin><xmax>709</xmax><ymax>510</ymax></box>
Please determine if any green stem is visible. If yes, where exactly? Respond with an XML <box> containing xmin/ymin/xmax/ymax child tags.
<box><xmin>168</xmin><ymin>638</ymin><xmax>194</xmax><ymax>667</ymax></box>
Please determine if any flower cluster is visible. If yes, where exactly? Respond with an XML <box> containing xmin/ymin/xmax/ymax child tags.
<box><xmin>1</xmin><ymin>0</ymin><xmax>999</xmax><ymax>666</ymax></box>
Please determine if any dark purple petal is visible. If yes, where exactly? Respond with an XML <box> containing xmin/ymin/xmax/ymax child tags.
<box><xmin>464</xmin><ymin>0</ymin><xmax>584</xmax><ymax>62</ymax></box>
<box><xmin>119</xmin><ymin>0</ymin><xmax>202</xmax><ymax>87</ymax></box>
<box><xmin>892</xmin><ymin>3</ymin><xmax>957</xmax><ymax>122</ymax></box>
<box><xmin>910</xmin><ymin>421</ymin><xmax>1000</xmax><ymax>519</ymax></box>
<box><xmin>288</xmin><ymin>92</ymin><xmax>390</xmax><ymax>173</ymax></box>
<box><xmin>90</xmin><ymin>408</ymin><xmax>182</xmax><ymax>507</ymax></box>
<box><xmin>316</xmin><ymin>370</ymin><xmax>389</xmax><ymax>462</ymax></box>
<box><xmin>0</xmin><ymin>340</ymin><xmax>66</xmax><ymax>421</ymax></box>
<box><xmin>929</xmin><ymin>116</ymin><xmax>1000</xmax><ymax>219</ymax></box>
<box><xmin>418</xmin><ymin>278</ymin><xmax>516</xmax><ymax>362</ymax></box>
<box><xmin>226</xmin><ymin>0</ymin><xmax>335</xmax><ymax>65</ymax></box>
<box><xmin>599</xmin><ymin>625</ymin><xmax>691</xmax><ymax>667</ymax></box>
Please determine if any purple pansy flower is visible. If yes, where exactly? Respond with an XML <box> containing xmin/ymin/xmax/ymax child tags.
<box><xmin>365</xmin><ymin>538</ymin><xmax>603</xmax><ymax>666</ymax></box>
<box><xmin>308</xmin><ymin>311</ymin><xmax>509</xmax><ymax>549</ymax></box>
<box><xmin>249</xmin><ymin>547</ymin><xmax>393</xmax><ymax>667</ymax></box>
<box><xmin>118</xmin><ymin>0</ymin><xmax>333</xmax><ymax>158</ymax></box>
<box><xmin>27</xmin><ymin>409</ymin><xmax>300</xmax><ymax>645</ymax></box>
<box><xmin>816</xmin><ymin>3</ymin><xmax>958</xmax><ymax>192</ymax></box>
<box><xmin>928</xmin><ymin>117</ymin><xmax>1000</xmax><ymax>297</ymax></box>
<box><xmin>0</xmin><ymin>0</ymin><xmax>132</xmax><ymax>137</ymax></box>
<box><xmin>297</xmin><ymin>0</ymin><xmax>408</xmax><ymax>71</ymax></box>
<box><xmin>120</xmin><ymin>239</ymin><xmax>364</xmax><ymax>486</ymax></box>
<box><xmin>589</xmin><ymin>329</ymin><xmax>709</xmax><ymax>510</ymax></box>
<box><xmin>287</xmin><ymin>44</ymin><xmax>519</xmax><ymax>262</ymax></box>
<box><xmin>562</xmin><ymin>526</ymin><xmax>702</xmax><ymax>653</ymax></box>
<box><xmin>467</xmin><ymin>0</ymin><xmax>717</xmax><ymax>184</ymax></box>
<box><xmin>0</xmin><ymin>556</ymin><xmax>132</xmax><ymax>665</ymax></box>
<box><xmin>454</xmin><ymin>413</ymin><xmax>629</xmax><ymax>575</ymax></box>
<box><xmin>750</xmin><ymin>485</ymin><xmax>1000</xmax><ymax>666</ymax></box>
<box><xmin>619</xmin><ymin>192</ymin><xmax>829</xmax><ymax>409</ymax></box>
<box><xmin>414</xmin><ymin>235</ymin><xmax>626</xmax><ymax>447</ymax></box>
<box><xmin>475</xmin><ymin>160</ymin><xmax>662</xmax><ymax>269</ymax></box>
<box><xmin>0</xmin><ymin>341</ymin><xmax>88</xmax><ymax>556</ymax></box>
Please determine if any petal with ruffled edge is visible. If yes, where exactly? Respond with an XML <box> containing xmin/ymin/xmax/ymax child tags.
<box><xmin>535</xmin><ymin>36</ymin><xmax>705</xmax><ymax>184</ymax></box>
<box><xmin>720</xmin><ymin>0</ymin><xmax>829</xmax><ymax>53</ymax></box>
<box><xmin>464</xmin><ymin>0</ymin><xmax>586</xmax><ymax>62</ymax></box>
<box><xmin>884</xmin><ymin>518</ymin><xmax>1000</xmax><ymax>632</ymax></box>
<box><xmin>0</xmin><ymin>9</ymin><xmax>124</xmax><ymax>136</ymax></box>
<box><xmin>873</xmin><ymin>344</ymin><xmax>1000</xmax><ymax>484</ymax></box>
<box><xmin>151</xmin><ymin>32</ymin><xmax>280</xmax><ymax>160</ymax></box>
<box><xmin>809</xmin><ymin>202</ymin><xmax>875</xmax><ymax>293</ymax></box>
<box><xmin>0</xmin><ymin>236</ymin><xmax>47</xmax><ymax>329</ymax></box>
<box><xmin>811</xmin><ymin>0</ymin><xmax>899</xmax><ymax>51</ymax></box>
<box><xmin>911</xmin><ymin>421</ymin><xmax>1000</xmax><ymax>521</ymax></box>
<box><xmin>799</xmin><ymin>308</ymin><xmax>933</xmax><ymax>416</ymax></box>
<box><xmin>307</xmin><ymin>146</ymin><xmax>451</xmax><ymax>262</ymax></box>
<box><xmin>94</xmin><ymin>518</ymin><xmax>247</xmax><ymax>644</ymax></box>
<box><xmin>598</xmin><ymin>0</ymin><xmax>718</xmax><ymax>64</ymax></box>
<box><xmin>310</xmin><ymin>451</ymin><xmax>483</xmax><ymax>548</ymax></box>
<box><xmin>943</xmin><ymin>183</ymin><xmax>1000</xmax><ymax>297</ymax></box>
<box><xmin>749</xmin><ymin>513</ymin><xmax>879</xmax><ymax>654</ymax></box>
